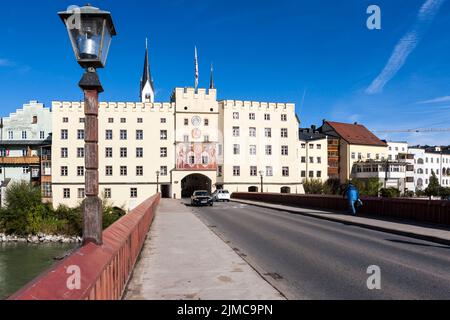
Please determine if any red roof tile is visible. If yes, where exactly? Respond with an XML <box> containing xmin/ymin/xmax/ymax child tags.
<box><xmin>326</xmin><ymin>121</ymin><xmax>387</xmax><ymax>146</ymax></box>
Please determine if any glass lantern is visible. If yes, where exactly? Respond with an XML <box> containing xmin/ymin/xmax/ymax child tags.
<box><xmin>58</xmin><ymin>5</ymin><xmax>116</xmax><ymax>69</ymax></box>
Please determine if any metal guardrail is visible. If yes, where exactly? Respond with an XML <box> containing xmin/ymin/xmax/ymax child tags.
<box><xmin>232</xmin><ymin>193</ymin><xmax>450</xmax><ymax>226</ymax></box>
<box><xmin>8</xmin><ymin>194</ymin><xmax>161</xmax><ymax>300</ymax></box>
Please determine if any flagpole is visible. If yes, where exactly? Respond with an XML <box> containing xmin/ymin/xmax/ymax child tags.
<box><xmin>194</xmin><ymin>46</ymin><xmax>199</xmax><ymax>92</ymax></box>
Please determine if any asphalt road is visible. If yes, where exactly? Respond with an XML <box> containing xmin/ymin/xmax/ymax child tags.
<box><xmin>189</xmin><ymin>201</ymin><xmax>450</xmax><ymax>300</ymax></box>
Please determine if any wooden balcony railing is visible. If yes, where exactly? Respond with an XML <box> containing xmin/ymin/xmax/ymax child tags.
<box><xmin>0</xmin><ymin>156</ymin><xmax>40</xmax><ymax>165</ymax></box>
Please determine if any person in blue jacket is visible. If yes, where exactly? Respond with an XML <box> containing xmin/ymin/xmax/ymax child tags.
<box><xmin>343</xmin><ymin>182</ymin><xmax>360</xmax><ymax>215</ymax></box>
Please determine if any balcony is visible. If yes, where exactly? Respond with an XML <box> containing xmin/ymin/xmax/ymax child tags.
<box><xmin>0</xmin><ymin>156</ymin><xmax>40</xmax><ymax>165</ymax></box>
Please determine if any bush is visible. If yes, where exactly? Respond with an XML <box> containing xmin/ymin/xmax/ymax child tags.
<box><xmin>380</xmin><ymin>187</ymin><xmax>400</xmax><ymax>198</ymax></box>
<box><xmin>0</xmin><ymin>182</ymin><xmax>125</xmax><ymax>236</ymax></box>
<box><xmin>303</xmin><ymin>179</ymin><xmax>324</xmax><ymax>194</ymax></box>
<box><xmin>439</xmin><ymin>187</ymin><xmax>450</xmax><ymax>200</ymax></box>
<box><xmin>349</xmin><ymin>178</ymin><xmax>382</xmax><ymax>197</ymax></box>
<box><xmin>323</xmin><ymin>178</ymin><xmax>341</xmax><ymax>195</ymax></box>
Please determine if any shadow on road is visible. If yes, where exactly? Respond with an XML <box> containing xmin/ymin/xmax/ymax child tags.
<box><xmin>386</xmin><ymin>239</ymin><xmax>450</xmax><ymax>250</ymax></box>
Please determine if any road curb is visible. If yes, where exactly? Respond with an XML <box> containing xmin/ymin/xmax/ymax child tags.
<box><xmin>232</xmin><ymin>200</ymin><xmax>450</xmax><ymax>246</ymax></box>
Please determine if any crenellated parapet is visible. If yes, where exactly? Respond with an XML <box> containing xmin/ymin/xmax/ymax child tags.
<box><xmin>52</xmin><ymin>101</ymin><xmax>175</xmax><ymax>113</ymax></box>
<box><xmin>219</xmin><ymin>100</ymin><xmax>295</xmax><ymax>112</ymax></box>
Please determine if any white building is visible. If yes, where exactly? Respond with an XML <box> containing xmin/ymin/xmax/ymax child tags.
<box><xmin>299</xmin><ymin>127</ymin><xmax>328</xmax><ymax>182</ymax></box>
<box><xmin>0</xmin><ymin>101</ymin><xmax>52</xmax><ymax>207</ymax></box>
<box><xmin>385</xmin><ymin>141</ymin><xmax>415</xmax><ymax>193</ymax></box>
<box><xmin>51</xmin><ymin>45</ymin><xmax>305</xmax><ymax>210</ymax></box>
<box><xmin>409</xmin><ymin>146</ymin><xmax>450</xmax><ymax>191</ymax></box>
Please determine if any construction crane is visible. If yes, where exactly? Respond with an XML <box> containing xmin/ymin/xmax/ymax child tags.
<box><xmin>374</xmin><ymin>128</ymin><xmax>450</xmax><ymax>133</ymax></box>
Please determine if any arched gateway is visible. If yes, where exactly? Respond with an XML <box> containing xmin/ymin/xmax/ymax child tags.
<box><xmin>181</xmin><ymin>174</ymin><xmax>212</xmax><ymax>198</ymax></box>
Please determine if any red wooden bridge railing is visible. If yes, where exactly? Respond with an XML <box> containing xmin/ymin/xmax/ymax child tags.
<box><xmin>9</xmin><ymin>194</ymin><xmax>160</xmax><ymax>300</ymax></box>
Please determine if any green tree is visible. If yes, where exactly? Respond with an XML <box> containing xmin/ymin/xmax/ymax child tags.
<box><xmin>0</xmin><ymin>181</ymin><xmax>42</xmax><ymax>235</ymax></box>
<box><xmin>425</xmin><ymin>171</ymin><xmax>441</xmax><ymax>199</ymax></box>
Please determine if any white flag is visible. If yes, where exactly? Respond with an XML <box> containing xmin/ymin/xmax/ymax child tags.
<box><xmin>194</xmin><ymin>46</ymin><xmax>199</xmax><ymax>90</ymax></box>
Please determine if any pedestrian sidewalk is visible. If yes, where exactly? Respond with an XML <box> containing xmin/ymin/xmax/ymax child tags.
<box><xmin>124</xmin><ymin>199</ymin><xmax>284</xmax><ymax>300</ymax></box>
<box><xmin>232</xmin><ymin>199</ymin><xmax>450</xmax><ymax>245</ymax></box>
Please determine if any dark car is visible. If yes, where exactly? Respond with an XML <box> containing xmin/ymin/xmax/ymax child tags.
<box><xmin>191</xmin><ymin>190</ymin><xmax>213</xmax><ymax>207</ymax></box>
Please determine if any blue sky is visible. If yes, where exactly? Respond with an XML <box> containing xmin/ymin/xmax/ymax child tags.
<box><xmin>1</xmin><ymin>0</ymin><xmax>450</xmax><ymax>145</ymax></box>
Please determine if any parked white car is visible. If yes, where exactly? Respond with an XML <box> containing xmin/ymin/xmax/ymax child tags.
<box><xmin>212</xmin><ymin>190</ymin><xmax>231</xmax><ymax>202</ymax></box>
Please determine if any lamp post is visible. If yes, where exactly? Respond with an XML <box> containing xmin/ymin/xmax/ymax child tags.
<box><xmin>259</xmin><ymin>170</ymin><xmax>265</xmax><ymax>193</ymax></box>
<box><xmin>58</xmin><ymin>4</ymin><xmax>117</xmax><ymax>245</ymax></box>
<box><xmin>156</xmin><ymin>171</ymin><xmax>160</xmax><ymax>194</ymax></box>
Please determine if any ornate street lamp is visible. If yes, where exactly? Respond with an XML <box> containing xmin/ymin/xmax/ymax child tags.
<box><xmin>58</xmin><ymin>4</ymin><xmax>117</xmax><ymax>245</ymax></box>
<box><xmin>259</xmin><ymin>170</ymin><xmax>265</xmax><ymax>193</ymax></box>
<box><xmin>156</xmin><ymin>171</ymin><xmax>161</xmax><ymax>194</ymax></box>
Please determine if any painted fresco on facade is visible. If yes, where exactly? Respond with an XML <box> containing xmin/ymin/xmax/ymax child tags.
<box><xmin>176</xmin><ymin>143</ymin><xmax>217</xmax><ymax>170</ymax></box>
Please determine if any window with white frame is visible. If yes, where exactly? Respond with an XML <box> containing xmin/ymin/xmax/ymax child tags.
<box><xmin>63</xmin><ymin>188</ymin><xmax>70</xmax><ymax>199</ymax></box>
<box><xmin>120</xmin><ymin>130</ymin><xmax>127</xmax><ymax>140</ymax></box>
<box><xmin>266</xmin><ymin>166</ymin><xmax>273</xmax><ymax>176</ymax></box>
<box><xmin>120</xmin><ymin>166</ymin><xmax>128</xmax><ymax>176</ymax></box>
<box><xmin>77</xmin><ymin>148</ymin><xmax>85</xmax><ymax>158</ymax></box>
<box><xmin>233</xmin><ymin>112</ymin><xmax>239</xmax><ymax>120</ymax></box>
<box><xmin>160</xmin><ymin>166</ymin><xmax>168</xmax><ymax>176</ymax></box>
<box><xmin>264</xmin><ymin>114</ymin><xmax>270</xmax><ymax>120</ymax></box>
<box><xmin>233</xmin><ymin>144</ymin><xmax>240</xmax><ymax>155</ymax></box>
<box><xmin>77</xmin><ymin>166</ymin><xmax>84</xmax><ymax>176</ymax></box>
<box><xmin>250</xmin><ymin>166</ymin><xmax>258</xmax><ymax>176</ymax></box>
<box><xmin>281</xmin><ymin>146</ymin><xmax>289</xmax><ymax>155</ymax></box>
<box><xmin>105</xmin><ymin>130</ymin><xmax>113</xmax><ymax>140</ymax></box>
<box><xmin>281</xmin><ymin>114</ymin><xmax>287</xmax><ymax>121</ymax></box>
<box><xmin>249</xmin><ymin>113</ymin><xmax>255</xmax><ymax>120</ymax></box>
<box><xmin>108</xmin><ymin>118</ymin><xmax>114</xmax><ymax>123</ymax></box>
<box><xmin>281</xmin><ymin>128</ymin><xmax>288</xmax><ymax>138</ymax></box>
<box><xmin>78</xmin><ymin>188</ymin><xmax>85</xmax><ymax>199</ymax></box>
<box><xmin>136</xmin><ymin>130</ymin><xmax>144</xmax><ymax>140</ymax></box>
<box><xmin>130</xmin><ymin>188</ymin><xmax>138</xmax><ymax>198</ymax></box>
<box><xmin>104</xmin><ymin>188</ymin><xmax>112</xmax><ymax>198</ymax></box>
<box><xmin>282</xmin><ymin>167</ymin><xmax>289</xmax><ymax>177</ymax></box>
<box><xmin>40</xmin><ymin>131</ymin><xmax>45</xmax><ymax>139</ymax></box>
<box><xmin>160</xmin><ymin>147</ymin><xmax>167</xmax><ymax>157</ymax></box>
<box><xmin>233</xmin><ymin>166</ymin><xmax>240</xmax><ymax>176</ymax></box>
<box><xmin>77</xmin><ymin>129</ymin><xmax>85</xmax><ymax>140</ymax></box>
<box><xmin>265</xmin><ymin>128</ymin><xmax>272</xmax><ymax>138</ymax></box>
<box><xmin>8</xmin><ymin>131</ymin><xmax>13</xmax><ymax>139</ymax></box>
<box><xmin>249</xmin><ymin>127</ymin><xmax>256</xmax><ymax>137</ymax></box>
<box><xmin>61</xmin><ymin>129</ymin><xmax>68</xmax><ymax>140</ymax></box>
<box><xmin>105</xmin><ymin>147</ymin><xmax>113</xmax><ymax>158</ymax></box>
<box><xmin>106</xmin><ymin>166</ymin><xmax>113</xmax><ymax>176</ymax></box>
<box><xmin>136</xmin><ymin>166</ymin><xmax>144</xmax><ymax>176</ymax></box>
<box><xmin>120</xmin><ymin>147</ymin><xmax>128</xmax><ymax>158</ymax></box>
<box><xmin>160</xmin><ymin>130</ymin><xmax>168</xmax><ymax>140</ymax></box>
<box><xmin>61</xmin><ymin>148</ymin><xmax>68</xmax><ymax>158</ymax></box>
<box><xmin>249</xmin><ymin>145</ymin><xmax>257</xmax><ymax>155</ymax></box>
<box><xmin>232</xmin><ymin>127</ymin><xmax>240</xmax><ymax>137</ymax></box>
<box><xmin>61</xmin><ymin>166</ymin><xmax>68</xmax><ymax>176</ymax></box>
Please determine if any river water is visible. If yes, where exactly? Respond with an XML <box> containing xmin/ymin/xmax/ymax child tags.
<box><xmin>0</xmin><ymin>242</ymin><xmax>78</xmax><ymax>299</ymax></box>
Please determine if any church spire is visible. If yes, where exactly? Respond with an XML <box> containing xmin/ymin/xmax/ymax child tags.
<box><xmin>140</xmin><ymin>38</ymin><xmax>155</xmax><ymax>103</ymax></box>
<box><xmin>209</xmin><ymin>63</ymin><xmax>215</xmax><ymax>89</ymax></box>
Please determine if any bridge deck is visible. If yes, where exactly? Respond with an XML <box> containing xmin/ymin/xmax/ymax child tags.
<box><xmin>124</xmin><ymin>199</ymin><xmax>283</xmax><ymax>300</ymax></box>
